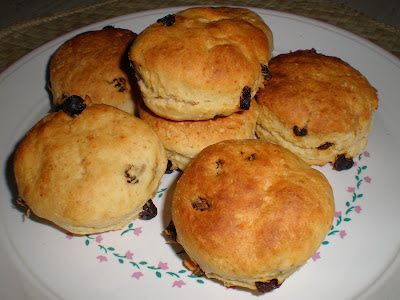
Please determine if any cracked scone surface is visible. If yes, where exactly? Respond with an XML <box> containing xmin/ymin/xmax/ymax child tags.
<box><xmin>138</xmin><ymin>101</ymin><xmax>258</xmax><ymax>170</ymax></box>
<box><xmin>50</xmin><ymin>27</ymin><xmax>138</xmax><ymax>114</ymax></box>
<box><xmin>14</xmin><ymin>104</ymin><xmax>167</xmax><ymax>234</ymax></box>
<box><xmin>129</xmin><ymin>6</ymin><xmax>273</xmax><ymax>120</ymax></box>
<box><xmin>256</xmin><ymin>49</ymin><xmax>378</xmax><ymax>166</ymax></box>
<box><xmin>172</xmin><ymin>139</ymin><xmax>334</xmax><ymax>291</ymax></box>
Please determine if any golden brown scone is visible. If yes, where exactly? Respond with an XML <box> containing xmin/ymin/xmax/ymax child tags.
<box><xmin>138</xmin><ymin>101</ymin><xmax>258</xmax><ymax>170</ymax></box>
<box><xmin>256</xmin><ymin>49</ymin><xmax>378</xmax><ymax>169</ymax></box>
<box><xmin>14</xmin><ymin>103</ymin><xmax>167</xmax><ymax>234</ymax></box>
<box><xmin>50</xmin><ymin>27</ymin><xmax>138</xmax><ymax>114</ymax></box>
<box><xmin>172</xmin><ymin>139</ymin><xmax>334</xmax><ymax>292</ymax></box>
<box><xmin>129</xmin><ymin>7</ymin><xmax>273</xmax><ymax>120</ymax></box>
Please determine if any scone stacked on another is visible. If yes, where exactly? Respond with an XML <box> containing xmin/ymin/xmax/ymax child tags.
<box><xmin>138</xmin><ymin>101</ymin><xmax>258</xmax><ymax>170</ymax></box>
<box><xmin>171</xmin><ymin>139</ymin><xmax>334</xmax><ymax>293</ymax></box>
<box><xmin>49</xmin><ymin>26</ymin><xmax>138</xmax><ymax>114</ymax></box>
<box><xmin>130</xmin><ymin>6</ymin><xmax>273</xmax><ymax>169</ymax></box>
<box><xmin>14</xmin><ymin>98</ymin><xmax>167</xmax><ymax>234</ymax></box>
<box><xmin>256</xmin><ymin>49</ymin><xmax>378</xmax><ymax>170</ymax></box>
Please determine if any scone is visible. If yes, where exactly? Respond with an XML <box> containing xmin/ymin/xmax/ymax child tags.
<box><xmin>138</xmin><ymin>101</ymin><xmax>258</xmax><ymax>170</ymax></box>
<box><xmin>14</xmin><ymin>100</ymin><xmax>167</xmax><ymax>234</ymax></box>
<box><xmin>256</xmin><ymin>49</ymin><xmax>378</xmax><ymax>169</ymax></box>
<box><xmin>129</xmin><ymin>6</ymin><xmax>273</xmax><ymax>120</ymax></box>
<box><xmin>171</xmin><ymin>139</ymin><xmax>334</xmax><ymax>292</ymax></box>
<box><xmin>49</xmin><ymin>26</ymin><xmax>138</xmax><ymax>114</ymax></box>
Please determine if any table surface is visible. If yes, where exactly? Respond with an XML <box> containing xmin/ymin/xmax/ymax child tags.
<box><xmin>0</xmin><ymin>0</ymin><xmax>399</xmax><ymax>72</ymax></box>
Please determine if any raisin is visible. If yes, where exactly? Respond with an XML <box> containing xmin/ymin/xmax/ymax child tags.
<box><xmin>247</xmin><ymin>153</ymin><xmax>257</xmax><ymax>161</ymax></box>
<box><xmin>111</xmin><ymin>77</ymin><xmax>126</xmax><ymax>92</ymax></box>
<box><xmin>139</xmin><ymin>199</ymin><xmax>157</xmax><ymax>220</ymax></box>
<box><xmin>333</xmin><ymin>154</ymin><xmax>354</xmax><ymax>171</ymax></box>
<box><xmin>102</xmin><ymin>25</ymin><xmax>114</xmax><ymax>30</ymax></box>
<box><xmin>261</xmin><ymin>64</ymin><xmax>272</xmax><ymax>80</ymax></box>
<box><xmin>215</xmin><ymin>159</ymin><xmax>224</xmax><ymax>174</ymax></box>
<box><xmin>317</xmin><ymin>142</ymin><xmax>334</xmax><ymax>150</ymax></box>
<box><xmin>62</xmin><ymin>95</ymin><xmax>86</xmax><ymax>116</ymax></box>
<box><xmin>157</xmin><ymin>14</ymin><xmax>175</xmax><ymax>26</ymax></box>
<box><xmin>255</xmin><ymin>279</ymin><xmax>282</xmax><ymax>293</ymax></box>
<box><xmin>240</xmin><ymin>86</ymin><xmax>251</xmax><ymax>110</ymax></box>
<box><xmin>164</xmin><ymin>221</ymin><xmax>177</xmax><ymax>241</ymax></box>
<box><xmin>165</xmin><ymin>160</ymin><xmax>174</xmax><ymax>174</ymax></box>
<box><xmin>125</xmin><ymin>165</ymin><xmax>139</xmax><ymax>184</ymax></box>
<box><xmin>293</xmin><ymin>125</ymin><xmax>307</xmax><ymax>137</ymax></box>
<box><xmin>191</xmin><ymin>197</ymin><xmax>211</xmax><ymax>211</ymax></box>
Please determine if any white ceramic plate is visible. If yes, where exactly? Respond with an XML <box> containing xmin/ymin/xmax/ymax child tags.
<box><xmin>1</xmin><ymin>7</ymin><xmax>400</xmax><ymax>300</ymax></box>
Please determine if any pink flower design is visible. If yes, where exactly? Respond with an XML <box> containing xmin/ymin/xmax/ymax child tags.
<box><xmin>312</xmin><ymin>251</ymin><xmax>321</xmax><ymax>262</ymax></box>
<box><xmin>131</xmin><ymin>272</ymin><xmax>143</xmax><ymax>280</ymax></box>
<box><xmin>96</xmin><ymin>255</ymin><xmax>107</xmax><ymax>262</ymax></box>
<box><xmin>347</xmin><ymin>187</ymin><xmax>355</xmax><ymax>193</ymax></box>
<box><xmin>364</xmin><ymin>176</ymin><xmax>371</xmax><ymax>183</ymax></box>
<box><xmin>335</xmin><ymin>211</ymin><xmax>342</xmax><ymax>218</ymax></box>
<box><xmin>125</xmin><ymin>250</ymin><xmax>134</xmax><ymax>260</ymax></box>
<box><xmin>134</xmin><ymin>227</ymin><xmax>142</xmax><ymax>236</ymax></box>
<box><xmin>172</xmin><ymin>280</ymin><xmax>186</xmax><ymax>288</ymax></box>
<box><xmin>353</xmin><ymin>161</ymin><xmax>358</xmax><ymax>167</ymax></box>
<box><xmin>339</xmin><ymin>230</ymin><xmax>347</xmax><ymax>239</ymax></box>
<box><xmin>95</xmin><ymin>235</ymin><xmax>103</xmax><ymax>243</ymax></box>
<box><xmin>355</xmin><ymin>206</ymin><xmax>362</xmax><ymax>214</ymax></box>
<box><xmin>363</xmin><ymin>151</ymin><xmax>370</xmax><ymax>157</ymax></box>
<box><xmin>158</xmin><ymin>261</ymin><xmax>168</xmax><ymax>270</ymax></box>
<box><xmin>66</xmin><ymin>233</ymin><xmax>73</xmax><ymax>240</ymax></box>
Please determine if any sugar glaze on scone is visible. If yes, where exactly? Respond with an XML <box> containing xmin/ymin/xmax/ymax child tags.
<box><xmin>50</xmin><ymin>27</ymin><xmax>138</xmax><ymax>114</ymax></box>
<box><xmin>172</xmin><ymin>140</ymin><xmax>334</xmax><ymax>292</ymax></box>
<box><xmin>256</xmin><ymin>49</ymin><xmax>378</xmax><ymax>168</ymax></box>
<box><xmin>130</xmin><ymin>7</ymin><xmax>273</xmax><ymax>120</ymax></box>
<box><xmin>14</xmin><ymin>104</ymin><xmax>167</xmax><ymax>234</ymax></box>
<box><xmin>138</xmin><ymin>100</ymin><xmax>258</xmax><ymax>170</ymax></box>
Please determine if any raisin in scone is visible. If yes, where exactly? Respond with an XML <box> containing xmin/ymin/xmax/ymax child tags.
<box><xmin>129</xmin><ymin>6</ymin><xmax>273</xmax><ymax>120</ymax></box>
<box><xmin>14</xmin><ymin>100</ymin><xmax>167</xmax><ymax>234</ymax></box>
<box><xmin>171</xmin><ymin>139</ymin><xmax>334</xmax><ymax>293</ymax></box>
<box><xmin>255</xmin><ymin>49</ymin><xmax>378</xmax><ymax>169</ymax></box>
<box><xmin>50</xmin><ymin>27</ymin><xmax>138</xmax><ymax>114</ymax></box>
<box><xmin>138</xmin><ymin>100</ymin><xmax>258</xmax><ymax>170</ymax></box>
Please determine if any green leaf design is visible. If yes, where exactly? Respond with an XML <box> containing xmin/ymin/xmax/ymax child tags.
<box><xmin>357</xmin><ymin>194</ymin><xmax>363</xmax><ymax>198</ymax></box>
<box><xmin>357</xmin><ymin>167</ymin><xmax>362</xmax><ymax>175</ymax></box>
<box><xmin>98</xmin><ymin>245</ymin><xmax>107</xmax><ymax>253</ymax></box>
<box><xmin>118</xmin><ymin>258</ymin><xmax>124</xmax><ymax>264</ymax></box>
<box><xmin>362</xmin><ymin>166</ymin><xmax>367</xmax><ymax>170</ymax></box>
<box><xmin>178</xmin><ymin>269</ymin><xmax>187</xmax><ymax>274</ymax></box>
<box><xmin>85</xmin><ymin>239</ymin><xmax>90</xmax><ymax>246</ymax></box>
<box><xmin>357</xmin><ymin>180</ymin><xmax>363</xmax><ymax>189</ymax></box>
<box><xmin>336</xmin><ymin>216</ymin><xmax>342</xmax><ymax>226</ymax></box>
<box><xmin>188</xmin><ymin>274</ymin><xmax>199</xmax><ymax>278</ymax></box>
<box><xmin>139</xmin><ymin>261</ymin><xmax>147</xmax><ymax>265</ymax></box>
<box><xmin>328</xmin><ymin>230</ymin><xmax>339</xmax><ymax>236</ymax></box>
<box><xmin>345</xmin><ymin>207</ymin><xmax>354</xmax><ymax>214</ymax></box>
<box><xmin>322</xmin><ymin>241</ymin><xmax>329</xmax><ymax>245</ymax></box>
<box><xmin>147</xmin><ymin>266</ymin><xmax>161</xmax><ymax>270</ymax></box>
<box><xmin>197</xmin><ymin>279</ymin><xmax>205</xmax><ymax>284</ymax></box>
<box><xmin>344</xmin><ymin>218</ymin><xmax>351</xmax><ymax>222</ymax></box>
<box><xmin>167</xmin><ymin>272</ymin><xmax>180</xmax><ymax>278</ymax></box>
<box><xmin>355</xmin><ymin>175</ymin><xmax>359</xmax><ymax>180</ymax></box>
<box><xmin>158</xmin><ymin>193</ymin><xmax>163</xmax><ymax>198</ymax></box>
<box><xmin>156</xmin><ymin>271</ymin><xmax>162</xmax><ymax>278</ymax></box>
<box><xmin>107</xmin><ymin>247</ymin><xmax>115</xmax><ymax>251</ymax></box>
<box><xmin>120</xmin><ymin>229</ymin><xmax>130</xmax><ymax>236</ymax></box>
<box><xmin>346</xmin><ymin>201</ymin><xmax>350</xmax><ymax>207</ymax></box>
<box><xmin>128</xmin><ymin>223</ymin><xmax>133</xmax><ymax>229</ymax></box>
<box><xmin>130</xmin><ymin>262</ymin><xmax>140</xmax><ymax>269</ymax></box>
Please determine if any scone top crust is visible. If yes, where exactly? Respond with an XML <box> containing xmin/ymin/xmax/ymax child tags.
<box><xmin>172</xmin><ymin>140</ymin><xmax>334</xmax><ymax>286</ymax></box>
<box><xmin>138</xmin><ymin>100</ymin><xmax>258</xmax><ymax>160</ymax></box>
<box><xmin>257</xmin><ymin>49</ymin><xmax>378</xmax><ymax>134</ymax></box>
<box><xmin>130</xmin><ymin>7</ymin><xmax>273</xmax><ymax>120</ymax></box>
<box><xmin>50</xmin><ymin>27</ymin><xmax>137</xmax><ymax>114</ymax></box>
<box><xmin>14</xmin><ymin>104</ymin><xmax>167</xmax><ymax>234</ymax></box>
